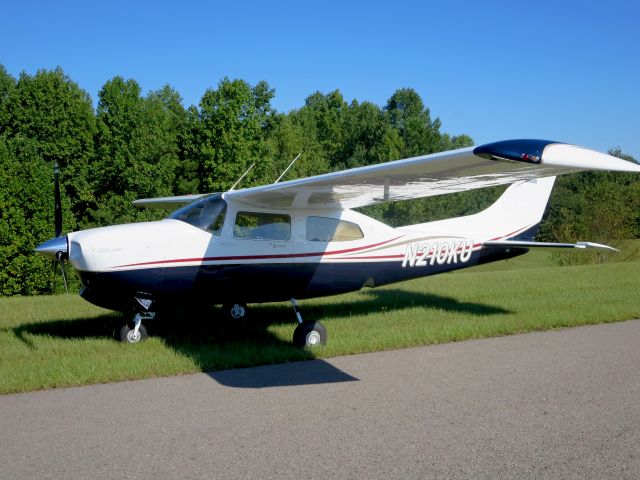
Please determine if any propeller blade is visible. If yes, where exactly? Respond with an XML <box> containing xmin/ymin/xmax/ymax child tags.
<box><xmin>54</xmin><ymin>162</ymin><xmax>62</xmax><ymax>237</ymax></box>
<box><xmin>45</xmin><ymin>163</ymin><xmax>68</xmax><ymax>295</ymax></box>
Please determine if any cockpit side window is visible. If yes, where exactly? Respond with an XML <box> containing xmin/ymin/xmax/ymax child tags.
<box><xmin>306</xmin><ymin>216</ymin><xmax>364</xmax><ymax>242</ymax></box>
<box><xmin>169</xmin><ymin>195</ymin><xmax>227</xmax><ymax>235</ymax></box>
<box><xmin>233</xmin><ymin>212</ymin><xmax>291</xmax><ymax>240</ymax></box>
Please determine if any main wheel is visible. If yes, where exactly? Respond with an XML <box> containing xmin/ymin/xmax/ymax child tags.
<box><xmin>119</xmin><ymin>323</ymin><xmax>148</xmax><ymax>344</ymax></box>
<box><xmin>293</xmin><ymin>321</ymin><xmax>327</xmax><ymax>347</ymax></box>
<box><xmin>222</xmin><ymin>303</ymin><xmax>249</xmax><ymax>320</ymax></box>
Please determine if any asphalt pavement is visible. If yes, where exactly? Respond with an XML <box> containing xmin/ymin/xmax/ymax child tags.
<box><xmin>1</xmin><ymin>320</ymin><xmax>639</xmax><ymax>479</ymax></box>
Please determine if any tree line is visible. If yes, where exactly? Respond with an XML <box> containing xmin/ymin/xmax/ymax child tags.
<box><xmin>0</xmin><ymin>65</ymin><xmax>638</xmax><ymax>295</ymax></box>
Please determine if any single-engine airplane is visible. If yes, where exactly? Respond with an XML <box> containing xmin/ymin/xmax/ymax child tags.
<box><xmin>35</xmin><ymin>139</ymin><xmax>640</xmax><ymax>346</ymax></box>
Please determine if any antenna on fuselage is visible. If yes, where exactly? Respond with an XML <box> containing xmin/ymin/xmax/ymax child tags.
<box><xmin>275</xmin><ymin>152</ymin><xmax>302</xmax><ymax>183</ymax></box>
<box><xmin>228</xmin><ymin>163</ymin><xmax>255</xmax><ymax>191</ymax></box>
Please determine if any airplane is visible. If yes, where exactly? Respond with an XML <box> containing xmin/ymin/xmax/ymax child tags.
<box><xmin>34</xmin><ymin>139</ymin><xmax>640</xmax><ymax>347</ymax></box>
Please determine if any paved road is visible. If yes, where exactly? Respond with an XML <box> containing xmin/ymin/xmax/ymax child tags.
<box><xmin>1</xmin><ymin>321</ymin><xmax>639</xmax><ymax>479</ymax></box>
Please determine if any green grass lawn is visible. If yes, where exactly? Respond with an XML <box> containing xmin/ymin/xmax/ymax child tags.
<box><xmin>1</xmin><ymin>250</ymin><xmax>639</xmax><ymax>394</ymax></box>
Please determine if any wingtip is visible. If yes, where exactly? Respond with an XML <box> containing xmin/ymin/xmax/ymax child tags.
<box><xmin>576</xmin><ymin>241</ymin><xmax>619</xmax><ymax>252</ymax></box>
<box><xmin>543</xmin><ymin>144</ymin><xmax>640</xmax><ymax>173</ymax></box>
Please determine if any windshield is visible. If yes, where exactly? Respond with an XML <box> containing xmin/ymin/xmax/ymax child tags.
<box><xmin>168</xmin><ymin>194</ymin><xmax>227</xmax><ymax>235</ymax></box>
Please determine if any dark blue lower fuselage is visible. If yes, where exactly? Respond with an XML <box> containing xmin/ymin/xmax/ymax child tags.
<box><xmin>78</xmin><ymin>247</ymin><xmax>527</xmax><ymax>312</ymax></box>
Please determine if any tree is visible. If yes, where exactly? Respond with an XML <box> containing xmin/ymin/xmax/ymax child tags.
<box><xmin>385</xmin><ymin>88</ymin><xmax>443</xmax><ymax>157</ymax></box>
<box><xmin>338</xmin><ymin>100</ymin><xmax>403</xmax><ymax>170</ymax></box>
<box><xmin>195</xmin><ymin>78</ymin><xmax>276</xmax><ymax>192</ymax></box>
<box><xmin>0</xmin><ymin>137</ymin><xmax>72</xmax><ymax>295</ymax></box>
<box><xmin>0</xmin><ymin>65</ymin><xmax>16</xmax><ymax>129</ymax></box>
<box><xmin>284</xmin><ymin>90</ymin><xmax>401</xmax><ymax>179</ymax></box>
<box><xmin>263</xmin><ymin>113</ymin><xmax>326</xmax><ymax>183</ymax></box>
<box><xmin>0</xmin><ymin>67</ymin><xmax>95</xmax><ymax>219</ymax></box>
<box><xmin>90</xmin><ymin>77</ymin><xmax>183</xmax><ymax>226</ymax></box>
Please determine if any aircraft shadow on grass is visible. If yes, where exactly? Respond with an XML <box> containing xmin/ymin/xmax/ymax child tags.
<box><xmin>8</xmin><ymin>289</ymin><xmax>510</xmax><ymax>388</ymax></box>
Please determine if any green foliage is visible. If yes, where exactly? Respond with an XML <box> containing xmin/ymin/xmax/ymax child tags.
<box><xmin>385</xmin><ymin>87</ymin><xmax>443</xmax><ymax>157</ymax></box>
<box><xmin>539</xmin><ymin>150</ymin><xmax>640</xmax><ymax>264</ymax></box>
<box><xmin>89</xmin><ymin>77</ymin><xmax>185</xmax><ymax>226</ymax></box>
<box><xmin>174</xmin><ymin>105</ymin><xmax>203</xmax><ymax>194</ymax></box>
<box><xmin>0</xmin><ymin>137</ymin><xmax>74</xmax><ymax>295</ymax></box>
<box><xmin>0</xmin><ymin>65</ymin><xmax>16</xmax><ymax>127</ymax></box>
<box><xmin>195</xmin><ymin>77</ymin><xmax>276</xmax><ymax>192</ymax></box>
<box><xmin>0</xmin><ymin>68</ymin><xmax>95</xmax><ymax>218</ymax></box>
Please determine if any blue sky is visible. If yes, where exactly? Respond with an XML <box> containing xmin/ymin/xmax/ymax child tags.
<box><xmin>2</xmin><ymin>0</ymin><xmax>639</xmax><ymax>158</ymax></box>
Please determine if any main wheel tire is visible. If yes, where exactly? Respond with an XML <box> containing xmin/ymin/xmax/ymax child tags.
<box><xmin>223</xmin><ymin>303</ymin><xmax>249</xmax><ymax>320</ymax></box>
<box><xmin>119</xmin><ymin>323</ymin><xmax>148</xmax><ymax>344</ymax></box>
<box><xmin>293</xmin><ymin>321</ymin><xmax>327</xmax><ymax>347</ymax></box>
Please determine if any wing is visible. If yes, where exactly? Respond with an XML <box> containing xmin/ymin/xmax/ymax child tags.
<box><xmin>132</xmin><ymin>140</ymin><xmax>640</xmax><ymax>210</ymax></box>
<box><xmin>133</xmin><ymin>194</ymin><xmax>208</xmax><ymax>209</ymax></box>
<box><xmin>223</xmin><ymin>140</ymin><xmax>640</xmax><ymax>210</ymax></box>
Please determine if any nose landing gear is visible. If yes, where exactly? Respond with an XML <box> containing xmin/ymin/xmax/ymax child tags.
<box><xmin>119</xmin><ymin>312</ymin><xmax>154</xmax><ymax>344</ymax></box>
<box><xmin>222</xmin><ymin>303</ymin><xmax>249</xmax><ymax>321</ymax></box>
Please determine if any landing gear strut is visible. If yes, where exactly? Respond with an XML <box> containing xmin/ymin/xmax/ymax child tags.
<box><xmin>291</xmin><ymin>298</ymin><xmax>327</xmax><ymax>347</ymax></box>
<box><xmin>119</xmin><ymin>312</ymin><xmax>154</xmax><ymax>344</ymax></box>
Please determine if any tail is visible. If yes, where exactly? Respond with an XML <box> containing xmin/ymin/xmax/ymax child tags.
<box><xmin>401</xmin><ymin>177</ymin><xmax>556</xmax><ymax>241</ymax></box>
<box><xmin>401</xmin><ymin>177</ymin><xmax>617</xmax><ymax>251</ymax></box>
<box><xmin>471</xmin><ymin>176</ymin><xmax>556</xmax><ymax>241</ymax></box>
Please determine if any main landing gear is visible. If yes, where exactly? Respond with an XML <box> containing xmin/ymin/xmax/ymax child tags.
<box><xmin>291</xmin><ymin>299</ymin><xmax>327</xmax><ymax>348</ymax></box>
<box><xmin>119</xmin><ymin>312</ymin><xmax>154</xmax><ymax>344</ymax></box>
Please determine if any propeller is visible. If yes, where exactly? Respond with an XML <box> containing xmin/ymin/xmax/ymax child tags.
<box><xmin>34</xmin><ymin>162</ymin><xmax>70</xmax><ymax>293</ymax></box>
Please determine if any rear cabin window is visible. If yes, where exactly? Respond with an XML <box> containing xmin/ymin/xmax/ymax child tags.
<box><xmin>233</xmin><ymin>212</ymin><xmax>291</xmax><ymax>240</ymax></box>
<box><xmin>306</xmin><ymin>216</ymin><xmax>364</xmax><ymax>242</ymax></box>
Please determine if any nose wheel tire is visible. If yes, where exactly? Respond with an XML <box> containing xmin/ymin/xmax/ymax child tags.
<box><xmin>119</xmin><ymin>323</ymin><xmax>148</xmax><ymax>343</ymax></box>
<box><xmin>293</xmin><ymin>321</ymin><xmax>327</xmax><ymax>348</ymax></box>
<box><xmin>223</xmin><ymin>303</ymin><xmax>249</xmax><ymax>320</ymax></box>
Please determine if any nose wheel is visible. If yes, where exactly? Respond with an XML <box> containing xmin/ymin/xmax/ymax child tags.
<box><xmin>119</xmin><ymin>312</ymin><xmax>154</xmax><ymax>343</ymax></box>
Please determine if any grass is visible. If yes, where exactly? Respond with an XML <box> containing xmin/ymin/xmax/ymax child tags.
<box><xmin>1</xmin><ymin>248</ymin><xmax>639</xmax><ymax>394</ymax></box>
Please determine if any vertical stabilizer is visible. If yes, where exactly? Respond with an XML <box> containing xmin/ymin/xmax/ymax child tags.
<box><xmin>399</xmin><ymin>177</ymin><xmax>557</xmax><ymax>241</ymax></box>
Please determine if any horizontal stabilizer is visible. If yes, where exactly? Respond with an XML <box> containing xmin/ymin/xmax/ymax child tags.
<box><xmin>483</xmin><ymin>240</ymin><xmax>619</xmax><ymax>252</ymax></box>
